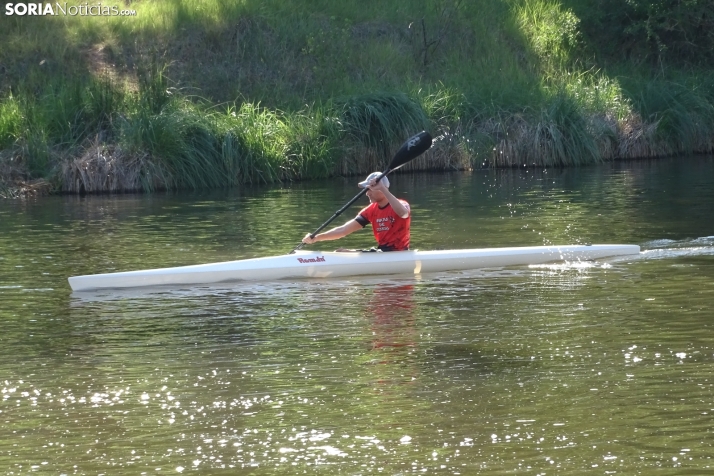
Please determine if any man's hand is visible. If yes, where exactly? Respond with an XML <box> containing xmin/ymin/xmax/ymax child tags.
<box><xmin>367</xmin><ymin>178</ymin><xmax>409</xmax><ymax>219</ymax></box>
<box><xmin>366</xmin><ymin>177</ymin><xmax>388</xmax><ymax>194</ymax></box>
<box><xmin>302</xmin><ymin>233</ymin><xmax>318</xmax><ymax>244</ymax></box>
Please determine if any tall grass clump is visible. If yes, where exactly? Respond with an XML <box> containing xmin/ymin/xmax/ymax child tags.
<box><xmin>3</xmin><ymin>76</ymin><xmax>128</xmax><ymax>180</ymax></box>
<box><xmin>83</xmin><ymin>78</ymin><xmax>125</xmax><ymax>134</ymax></box>
<box><xmin>412</xmin><ymin>86</ymin><xmax>481</xmax><ymax>170</ymax></box>
<box><xmin>564</xmin><ymin>73</ymin><xmax>631</xmax><ymax>120</ymax></box>
<box><xmin>625</xmin><ymin>79</ymin><xmax>714</xmax><ymax>155</ymax></box>
<box><xmin>114</xmin><ymin>61</ymin><xmax>238</xmax><ymax>190</ymax></box>
<box><xmin>281</xmin><ymin>108</ymin><xmax>341</xmax><ymax>179</ymax></box>
<box><xmin>562</xmin><ymin>73</ymin><xmax>633</xmax><ymax>159</ymax></box>
<box><xmin>118</xmin><ymin>100</ymin><xmax>234</xmax><ymax>190</ymax></box>
<box><xmin>489</xmin><ymin>90</ymin><xmax>600</xmax><ymax>167</ymax></box>
<box><xmin>217</xmin><ymin>103</ymin><xmax>341</xmax><ymax>184</ymax></box>
<box><xmin>416</xmin><ymin>86</ymin><xmax>469</xmax><ymax>129</ymax></box>
<box><xmin>337</xmin><ymin>92</ymin><xmax>430</xmax><ymax>172</ymax></box>
<box><xmin>220</xmin><ymin>103</ymin><xmax>289</xmax><ymax>184</ymax></box>
<box><xmin>0</xmin><ymin>95</ymin><xmax>25</xmax><ymax>150</ymax></box>
<box><xmin>28</xmin><ymin>82</ymin><xmax>90</xmax><ymax>148</ymax></box>
<box><xmin>115</xmin><ymin>63</ymin><xmax>342</xmax><ymax>191</ymax></box>
<box><xmin>535</xmin><ymin>91</ymin><xmax>600</xmax><ymax>165</ymax></box>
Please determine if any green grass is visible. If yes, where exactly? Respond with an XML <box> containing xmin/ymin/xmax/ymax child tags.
<box><xmin>625</xmin><ymin>78</ymin><xmax>714</xmax><ymax>154</ymax></box>
<box><xmin>1</xmin><ymin>0</ymin><xmax>713</xmax><ymax>193</ymax></box>
<box><xmin>0</xmin><ymin>94</ymin><xmax>24</xmax><ymax>150</ymax></box>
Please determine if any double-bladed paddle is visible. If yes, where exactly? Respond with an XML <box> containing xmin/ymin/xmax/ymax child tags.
<box><xmin>290</xmin><ymin>131</ymin><xmax>433</xmax><ymax>254</ymax></box>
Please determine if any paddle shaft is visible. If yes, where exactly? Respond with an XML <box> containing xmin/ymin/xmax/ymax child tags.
<box><xmin>290</xmin><ymin>171</ymin><xmax>389</xmax><ymax>253</ymax></box>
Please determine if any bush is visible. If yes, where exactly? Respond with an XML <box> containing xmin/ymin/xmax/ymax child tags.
<box><xmin>574</xmin><ymin>0</ymin><xmax>714</xmax><ymax>67</ymax></box>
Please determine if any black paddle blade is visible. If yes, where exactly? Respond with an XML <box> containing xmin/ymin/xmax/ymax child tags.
<box><xmin>388</xmin><ymin>131</ymin><xmax>432</xmax><ymax>170</ymax></box>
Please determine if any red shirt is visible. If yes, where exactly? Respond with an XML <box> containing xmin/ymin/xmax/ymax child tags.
<box><xmin>355</xmin><ymin>200</ymin><xmax>411</xmax><ymax>251</ymax></box>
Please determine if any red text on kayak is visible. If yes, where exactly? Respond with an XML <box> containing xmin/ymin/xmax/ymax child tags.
<box><xmin>297</xmin><ymin>256</ymin><xmax>326</xmax><ymax>264</ymax></box>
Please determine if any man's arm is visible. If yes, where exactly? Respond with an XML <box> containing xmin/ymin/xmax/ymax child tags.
<box><xmin>370</xmin><ymin>180</ymin><xmax>409</xmax><ymax>218</ymax></box>
<box><xmin>302</xmin><ymin>219</ymin><xmax>363</xmax><ymax>244</ymax></box>
<box><xmin>382</xmin><ymin>189</ymin><xmax>409</xmax><ymax>218</ymax></box>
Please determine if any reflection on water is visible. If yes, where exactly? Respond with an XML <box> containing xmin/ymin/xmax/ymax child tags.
<box><xmin>368</xmin><ymin>285</ymin><xmax>417</xmax><ymax>350</ymax></box>
<box><xmin>1</xmin><ymin>156</ymin><xmax>714</xmax><ymax>473</ymax></box>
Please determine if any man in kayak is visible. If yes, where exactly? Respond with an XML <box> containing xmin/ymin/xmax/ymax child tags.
<box><xmin>302</xmin><ymin>172</ymin><xmax>410</xmax><ymax>251</ymax></box>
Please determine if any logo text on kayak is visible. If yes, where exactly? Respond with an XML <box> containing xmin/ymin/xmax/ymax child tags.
<box><xmin>297</xmin><ymin>256</ymin><xmax>326</xmax><ymax>264</ymax></box>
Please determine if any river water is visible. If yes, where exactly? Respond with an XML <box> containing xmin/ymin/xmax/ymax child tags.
<box><xmin>1</xmin><ymin>156</ymin><xmax>713</xmax><ymax>474</ymax></box>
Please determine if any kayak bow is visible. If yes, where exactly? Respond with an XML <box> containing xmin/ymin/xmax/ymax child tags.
<box><xmin>68</xmin><ymin>244</ymin><xmax>640</xmax><ymax>292</ymax></box>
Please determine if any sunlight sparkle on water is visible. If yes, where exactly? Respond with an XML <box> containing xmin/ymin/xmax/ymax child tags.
<box><xmin>2</xmin><ymin>159</ymin><xmax>714</xmax><ymax>473</ymax></box>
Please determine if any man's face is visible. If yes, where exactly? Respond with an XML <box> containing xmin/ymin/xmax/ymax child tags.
<box><xmin>366</xmin><ymin>187</ymin><xmax>385</xmax><ymax>203</ymax></box>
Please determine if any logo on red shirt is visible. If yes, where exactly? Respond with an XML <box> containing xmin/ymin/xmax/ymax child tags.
<box><xmin>358</xmin><ymin>201</ymin><xmax>410</xmax><ymax>251</ymax></box>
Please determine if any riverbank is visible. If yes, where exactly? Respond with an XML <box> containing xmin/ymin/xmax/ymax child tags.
<box><xmin>1</xmin><ymin>0</ymin><xmax>713</xmax><ymax>196</ymax></box>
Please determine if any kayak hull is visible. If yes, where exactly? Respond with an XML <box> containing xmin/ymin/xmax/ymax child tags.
<box><xmin>68</xmin><ymin>244</ymin><xmax>640</xmax><ymax>292</ymax></box>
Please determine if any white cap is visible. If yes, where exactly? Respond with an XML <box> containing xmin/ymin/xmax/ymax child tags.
<box><xmin>358</xmin><ymin>171</ymin><xmax>389</xmax><ymax>189</ymax></box>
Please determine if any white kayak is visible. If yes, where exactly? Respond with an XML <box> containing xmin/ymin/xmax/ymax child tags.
<box><xmin>68</xmin><ymin>244</ymin><xmax>640</xmax><ymax>292</ymax></box>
